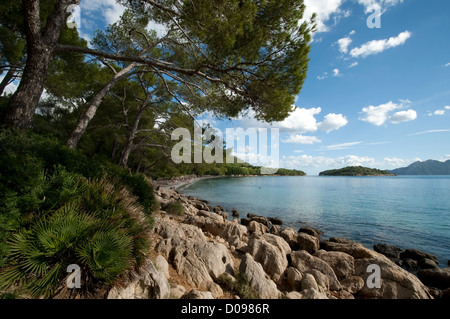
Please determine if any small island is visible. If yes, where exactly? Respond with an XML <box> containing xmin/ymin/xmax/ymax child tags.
<box><xmin>319</xmin><ymin>166</ymin><xmax>397</xmax><ymax>176</ymax></box>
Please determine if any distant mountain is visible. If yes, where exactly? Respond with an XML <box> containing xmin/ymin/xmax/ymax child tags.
<box><xmin>390</xmin><ymin>160</ymin><xmax>450</xmax><ymax>175</ymax></box>
<box><xmin>319</xmin><ymin>166</ymin><xmax>396</xmax><ymax>176</ymax></box>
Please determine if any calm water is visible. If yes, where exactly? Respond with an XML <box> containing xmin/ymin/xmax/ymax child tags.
<box><xmin>180</xmin><ymin>176</ymin><xmax>450</xmax><ymax>266</ymax></box>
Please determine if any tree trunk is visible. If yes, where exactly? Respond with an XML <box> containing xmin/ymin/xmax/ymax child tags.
<box><xmin>118</xmin><ymin>138</ymin><xmax>134</xmax><ymax>168</ymax></box>
<box><xmin>3</xmin><ymin>45</ymin><xmax>52</xmax><ymax>128</ymax></box>
<box><xmin>118</xmin><ymin>101</ymin><xmax>147</xmax><ymax>168</ymax></box>
<box><xmin>0</xmin><ymin>66</ymin><xmax>17</xmax><ymax>96</ymax></box>
<box><xmin>2</xmin><ymin>0</ymin><xmax>79</xmax><ymax>128</ymax></box>
<box><xmin>66</xmin><ymin>62</ymin><xmax>137</xmax><ymax>149</ymax></box>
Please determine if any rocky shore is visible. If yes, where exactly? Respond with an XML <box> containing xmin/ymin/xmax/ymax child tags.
<box><xmin>108</xmin><ymin>187</ymin><xmax>450</xmax><ymax>300</ymax></box>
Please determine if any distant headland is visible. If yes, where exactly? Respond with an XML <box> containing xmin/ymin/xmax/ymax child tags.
<box><xmin>319</xmin><ymin>166</ymin><xmax>397</xmax><ymax>176</ymax></box>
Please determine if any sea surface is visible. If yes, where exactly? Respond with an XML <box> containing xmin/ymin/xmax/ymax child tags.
<box><xmin>180</xmin><ymin>175</ymin><xmax>450</xmax><ymax>266</ymax></box>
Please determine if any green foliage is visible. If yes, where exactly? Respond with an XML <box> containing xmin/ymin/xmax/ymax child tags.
<box><xmin>165</xmin><ymin>201</ymin><xmax>185</xmax><ymax>216</ymax></box>
<box><xmin>217</xmin><ymin>272</ymin><xmax>259</xmax><ymax>299</ymax></box>
<box><xmin>0</xmin><ymin>128</ymin><xmax>154</xmax><ymax>297</ymax></box>
<box><xmin>319</xmin><ymin>166</ymin><xmax>395</xmax><ymax>176</ymax></box>
<box><xmin>0</xmin><ymin>178</ymin><xmax>151</xmax><ymax>298</ymax></box>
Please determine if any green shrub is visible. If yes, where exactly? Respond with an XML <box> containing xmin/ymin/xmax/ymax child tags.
<box><xmin>0</xmin><ymin>179</ymin><xmax>151</xmax><ymax>298</ymax></box>
<box><xmin>217</xmin><ymin>272</ymin><xmax>259</xmax><ymax>299</ymax></box>
<box><xmin>165</xmin><ymin>201</ymin><xmax>185</xmax><ymax>216</ymax></box>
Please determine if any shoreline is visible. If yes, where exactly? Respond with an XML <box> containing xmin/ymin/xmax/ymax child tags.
<box><xmin>168</xmin><ymin>176</ymin><xmax>448</xmax><ymax>268</ymax></box>
<box><xmin>144</xmin><ymin>186</ymin><xmax>449</xmax><ymax>299</ymax></box>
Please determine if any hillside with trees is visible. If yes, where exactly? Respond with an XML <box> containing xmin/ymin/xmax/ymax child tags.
<box><xmin>389</xmin><ymin>160</ymin><xmax>450</xmax><ymax>175</ymax></box>
<box><xmin>319</xmin><ymin>166</ymin><xmax>396</xmax><ymax>176</ymax></box>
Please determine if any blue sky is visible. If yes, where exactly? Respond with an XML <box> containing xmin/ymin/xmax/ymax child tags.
<box><xmin>210</xmin><ymin>0</ymin><xmax>450</xmax><ymax>174</ymax></box>
<box><xmin>2</xmin><ymin>0</ymin><xmax>449</xmax><ymax>175</ymax></box>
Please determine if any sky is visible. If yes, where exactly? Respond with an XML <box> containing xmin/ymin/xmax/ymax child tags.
<box><xmin>2</xmin><ymin>0</ymin><xmax>450</xmax><ymax>175</ymax></box>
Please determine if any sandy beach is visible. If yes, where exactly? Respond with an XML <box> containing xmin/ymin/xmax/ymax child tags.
<box><xmin>154</xmin><ymin>175</ymin><xmax>223</xmax><ymax>190</ymax></box>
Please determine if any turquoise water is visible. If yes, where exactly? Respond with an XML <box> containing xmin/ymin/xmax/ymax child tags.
<box><xmin>180</xmin><ymin>176</ymin><xmax>450</xmax><ymax>266</ymax></box>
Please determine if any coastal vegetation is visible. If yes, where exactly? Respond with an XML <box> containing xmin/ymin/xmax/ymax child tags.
<box><xmin>0</xmin><ymin>0</ymin><xmax>313</xmax><ymax>298</ymax></box>
<box><xmin>319</xmin><ymin>166</ymin><xmax>396</xmax><ymax>176</ymax></box>
<box><xmin>390</xmin><ymin>160</ymin><xmax>450</xmax><ymax>175</ymax></box>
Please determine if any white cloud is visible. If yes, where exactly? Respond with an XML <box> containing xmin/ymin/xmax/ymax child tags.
<box><xmin>324</xmin><ymin>141</ymin><xmax>363</xmax><ymax>150</ymax></box>
<box><xmin>146</xmin><ymin>20</ymin><xmax>169</xmax><ymax>38</ymax></box>
<box><xmin>357</xmin><ymin>0</ymin><xmax>404</xmax><ymax>14</ymax></box>
<box><xmin>282</xmin><ymin>134</ymin><xmax>322</xmax><ymax>144</ymax></box>
<box><xmin>317</xmin><ymin>72</ymin><xmax>328</xmax><ymax>80</ymax></box>
<box><xmin>236</xmin><ymin>107</ymin><xmax>348</xmax><ymax>139</ymax></box>
<box><xmin>446</xmin><ymin>106</ymin><xmax>450</xmax><ymax>110</ymax></box>
<box><xmin>350</xmin><ymin>31</ymin><xmax>412</xmax><ymax>58</ymax></box>
<box><xmin>278</xmin><ymin>107</ymin><xmax>322</xmax><ymax>132</ymax></box>
<box><xmin>80</xmin><ymin>0</ymin><xmax>125</xmax><ymax>26</ymax></box>
<box><xmin>349</xmin><ymin>62</ymin><xmax>359</xmax><ymax>68</ymax></box>
<box><xmin>383</xmin><ymin>157</ymin><xmax>406</xmax><ymax>167</ymax></box>
<box><xmin>360</xmin><ymin>100</ymin><xmax>416</xmax><ymax>126</ymax></box>
<box><xmin>333</xmin><ymin>68</ymin><xmax>340</xmax><ymax>77</ymax></box>
<box><xmin>303</xmin><ymin>0</ymin><xmax>345</xmax><ymax>33</ymax></box>
<box><xmin>389</xmin><ymin>110</ymin><xmax>417</xmax><ymax>124</ymax></box>
<box><xmin>444</xmin><ymin>63</ymin><xmax>450</xmax><ymax>67</ymax></box>
<box><xmin>434</xmin><ymin>110</ymin><xmax>446</xmax><ymax>116</ymax></box>
<box><xmin>337</xmin><ymin>36</ymin><xmax>352</xmax><ymax>54</ymax></box>
<box><xmin>408</xmin><ymin>129</ymin><xmax>450</xmax><ymax>136</ymax></box>
<box><xmin>319</xmin><ymin>113</ymin><xmax>348</xmax><ymax>133</ymax></box>
<box><xmin>360</xmin><ymin>101</ymin><xmax>401</xmax><ymax>126</ymax></box>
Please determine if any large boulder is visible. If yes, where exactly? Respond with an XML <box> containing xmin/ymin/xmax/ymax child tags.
<box><xmin>400</xmin><ymin>249</ymin><xmax>439</xmax><ymax>264</ymax></box>
<box><xmin>239</xmin><ymin>253</ymin><xmax>280</xmax><ymax>299</ymax></box>
<box><xmin>280</xmin><ymin>227</ymin><xmax>299</xmax><ymax>250</ymax></box>
<box><xmin>354</xmin><ymin>258</ymin><xmax>433</xmax><ymax>299</ymax></box>
<box><xmin>417</xmin><ymin>268</ymin><xmax>450</xmax><ymax>290</ymax></box>
<box><xmin>297</xmin><ymin>233</ymin><xmax>319</xmax><ymax>254</ymax></box>
<box><xmin>298</xmin><ymin>227</ymin><xmax>323</xmax><ymax>238</ymax></box>
<box><xmin>373</xmin><ymin>244</ymin><xmax>403</xmax><ymax>259</ymax></box>
<box><xmin>340</xmin><ymin>276</ymin><xmax>365</xmax><ymax>295</ymax></box>
<box><xmin>291</xmin><ymin>250</ymin><xmax>341</xmax><ymax>291</ymax></box>
<box><xmin>154</xmin><ymin>218</ymin><xmax>234</xmax><ymax>290</ymax></box>
<box><xmin>107</xmin><ymin>259</ymin><xmax>170</xmax><ymax>299</ymax></box>
<box><xmin>183</xmin><ymin>211</ymin><xmax>247</xmax><ymax>245</ymax></box>
<box><xmin>286</xmin><ymin>267</ymin><xmax>303</xmax><ymax>291</ymax></box>
<box><xmin>314</xmin><ymin>250</ymin><xmax>355</xmax><ymax>280</ymax></box>
<box><xmin>320</xmin><ymin>239</ymin><xmax>379</xmax><ymax>259</ymax></box>
<box><xmin>246</xmin><ymin>234</ymin><xmax>290</xmax><ymax>281</ymax></box>
<box><xmin>248</xmin><ymin>220</ymin><xmax>269</xmax><ymax>236</ymax></box>
<box><xmin>301</xmin><ymin>273</ymin><xmax>318</xmax><ymax>291</ymax></box>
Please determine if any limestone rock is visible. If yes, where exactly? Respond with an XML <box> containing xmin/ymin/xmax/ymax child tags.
<box><xmin>340</xmin><ymin>276</ymin><xmax>365</xmax><ymax>294</ymax></box>
<box><xmin>320</xmin><ymin>239</ymin><xmax>379</xmax><ymax>259</ymax></box>
<box><xmin>280</xmin><ymin>227</ymin><xmax>300</xmax><ymax>250</ymax></box>
<box><xmin>154</xmin><ymin>255</ymin><xmax>170</xmax><ymax>279</ymax></box>
<box><xmin>107</xmin><ymin>259</ymin><xmax>170</xmax><ymax>299</ymax></box>
<box><xmin>239</xmin><ymin>253</ymin><xmax>280</xmax><ymax>299</ymax></box>
<box><xmin>417</xmin><ymin>268</ymin><xmax>450</xmax><ymax>290</ymax></box>
<box><xmin>298</xmin><ymin>227</ymin><xmax>323</xmax><ymax>238</ymax></box>
<box><xmin>284</xmin><ymin>291</ymin><xmax>303</xmax><ymax>299</ymax></box>
<box><xmin>182</xmin><ymin>290</ymin><xmax>214</xmax><ymax>299</ymax></box>
<box><xmin>301</xmin><ymin>273</ymin><xmax>318</xmax><ymax>291</ymax></box>
<box><xmin>314</xmin><ymin>250</ymin><xmax>355</xmax><ymax>280</ymax></box>
<box><xmin>291</xmin><ymin>250</ymin><xmax>341</xmax><ymax>291</ymax></box>
<box><xmin>246</xmin><ymin>235</ymin><xmax>289</xmax><ymax>281</ymax></box>
<box><xmin>299</xmin><ymin>288</ymin><xmax>328</xmax><ymax>299</ymax></box>
<box><xmin>286</xmin><ymin>267</ymin><xmax>303</xmax><ymax>291</ymax></box>
<box><xmin>354</xmin><ymin>258</ymin><xmax>433</xmax><ymax>299</ymax></box>
<box><xmin>248</xmin><ymin>221</ymin><xmax>269</xmax><ymax>236</ymax></box>
<box><xmin>297</xmin><ymin>232</ymin><xmax>319</xmax><ymax>254</ymax></box>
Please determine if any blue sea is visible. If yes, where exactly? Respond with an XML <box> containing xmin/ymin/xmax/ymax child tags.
<box><xmin>180</xmin><ymin>176</ymin><xmax>450</xmax><ymax>266</ymax></box>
